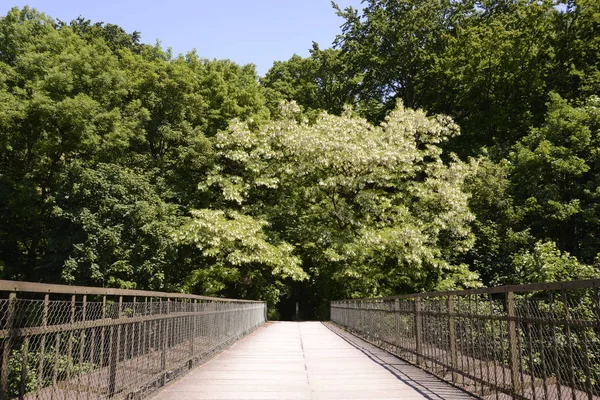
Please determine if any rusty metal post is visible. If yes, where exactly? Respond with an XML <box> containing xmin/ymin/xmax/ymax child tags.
<box><xmin>415</xmin><ymin>297</ymin><xmax>423</xmax><ymax>366</ymax></box>
<box><xmin>448</xmin><ymin>296</ymin><xmax>458</xmax><ymax>383</ymax></box>
<box><xmin>1</xmin><ymin>292</ymin><xmax>16</xmax><ymax>399</ymax></box>
<box><xmin>37</xmin><ymin>294</ymin><xmax>49</xmax><ymax>394</ymax></box>
<box><xmin>506</xmin><ymin>291</ymin><xmax>520</xmax><ymax>394</ymax></box>
<box><xmin>108</xmin><ymin>296</ymin><xmax>122</xmax><ymax>398</ymax></box>
<box><xmin>160</xmin><ymin>298</ymin><xmax>170</xmax><ymax>386</ymax></box>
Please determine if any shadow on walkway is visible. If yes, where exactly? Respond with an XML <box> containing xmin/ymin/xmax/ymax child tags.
<box><xmin>324</xmin><ymin>322</ymin><xmax>475</xmax><ymax>400</ymax></box>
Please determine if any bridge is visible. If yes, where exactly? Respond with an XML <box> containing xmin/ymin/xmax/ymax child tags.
<box><xmin>0</xmin><ymin>279</ymin><xmax>598</xmax><ymax>399</ymax></box>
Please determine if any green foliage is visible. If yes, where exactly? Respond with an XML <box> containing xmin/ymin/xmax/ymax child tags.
<box><xmin>7</xmin><ymin>344</ymin><xmax>95</xmax><ymax>398</ymax></box>
<box><xmin>322</xmin><ymin>0</ymin><xmax>599</xmax><ymax>157</ymax></box>
<box><xmin>176</xmin><ymin>209</ymin><xmax>306</xmax><ymax>307</ymax></box>
<box><xmin>0</xmin><ymin>7</ymin><xmax>270</xmax><ymax>298</ymax></box>
<box><xmin>55</xmin><ymin>163</ymin><xmax>178</xmax><ymax>289</ymax></box>
<box><xmin>512</xmin><ymin>240</ymin><xmax>596</xmax><ymax>284</ymax></box>
<box><xmin>261</xmin><ymin>43</ymin><xmax>360</xmax><ymax>118</ymax></box>
<box><xmin>510</xmin><ymin>94</ymin><xmax>600</xmax><ymax>263</ymax></box>
<box><xmin>204</xmin><ymin>101</ymin><xmax>479</xmax><ymax>313</ymax></box>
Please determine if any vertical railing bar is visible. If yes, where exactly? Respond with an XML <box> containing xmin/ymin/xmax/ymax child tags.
<box><xmin>537</xmin><ymin>312</ymin><xmax>548</xmax><ymax>399</ymax></box>
<box><xmin>65</xmin><ymin>294</ymin><xmax>76</xmax><ymax>400</ymax></box>
<box><xmin>436</xmin><ymin>299</ymin><xmax>443</xmax><ymax>375</ymax></box>
<box><xmin>19</xmin><ymin>335</ymin><xmax>29</xmax><ymax>399</ymax></box>
<box><xmin>189</xmin><ymin>300</ymin><xmax>196</xmax><ymax>368</ymax></box>
<box><xmin>579</xmin><ymin>326</ymin><xmax>593</xmax><ymax>400</ymax></box>
<box><xmin>536</xmin><ymin>297</ymin><xmax>548</xmax><ymax>400</ymax></box>
<box><xmin>139</xmin><ymin>297</ymin><xmax>145</xmax><ymax>358</ymax></box>
<box><xmin>147</xmin><ymin>297</ymin><xmax>152</xmax><ymax>359</ymax></box>
<box><xmin>395</xmin><ymin>299</ymin><xmax>400</xmax><ymax>351</ymax></box>
<box><xmin>88</xmin><ymin>319</ymin><xmax>96</xmax><ymax>400</ymax></box>
<box><xmin>414</xmin><ymin>298</ymin><xmax>422</xmax><ymax>367</ymax></box>
<box><xmin>561</xmin><ymin>289</ymin><xmax>577</xmax><ymax>400</ymax></box>
<box><xmin>475</xmin><ymin>295</ymin><xmax>484</xmax><ymax>397</ymax></box>
<box><xmin>458</xmin><ymin>295</ymin><xmax>465</xmax><ymax>388</ymax></box>
<box><xmin>525</xmin><ymin>298</ymin><xmax>536</xmax><ymax>400</ymax></box>
<box><xmin>131</xmin><ymin>297</ymin><xmax>136</xmax><ymax>359</ymax></box>
<box><xmin>37</xmin><ymin>294</ymin><xmax>49</xmax><ymax>399</ymax></box>
<box><xmin>108</xmin><ymin>295</ymin><xmax>122</xmax><ymax>398</ymax></box>
<box><xmin>431</xmin><ymin>299</ymin><xmax>438</xmax><ymax>374</ymax></box>
<box><xmin>488</xmin><ymin>295</ymin><xmax>500</xmax><ymax>400</ymax></box>
<box><xmin>52</xmin><ymin>327</ymin><xmax>60</xmax><ymax>399</ymax></box>
<box><xmin>100</xmin><ymin>296</ymin><xmax>106</xmax><ymax>369</ymax></box>
<box><xmin>76</xmin><ymin>295</ymin><xmax>87</xmax><ymax>400</ymax></box>
<box><xmin>472</xmin><ymin>295</ymin><xmax>480</xmax><ymax>395</ymax></box>
<box><xmin>549</xmin><ymin>293</ymin><xmax>562</xmax><ymax>400</ymax></box>
<box><xmin>517</xmin><ymin>299</ymin><xmax>526</xmax><ymax>398</ymax></box>
<box><xmin>481</xmin><ymin>295</ymin><xmax>491</xmax><ymax>395</ymax></box>
<box><xmin>593</xmin><ymin>287</ymin><xmax>600</xmax><ymax>398</ymax></box>
<box><xmin>160</xmin><ymin>298</ymin><xmax>169</xmax><ymax>386</ymax></box>
<box><xmin>153</xmin><ymin>298</ymin><xmax>159</xmax><ymax>372</ymax></box>
<box><xmin>465</xmin><ymin>294</ymin><xmax>473</xmax><ymax>393</ymax></box>
<box><xmin>507</xmin><ymin>291</ymin><xmax>520</xmax><ymax>396</ymax></box>
<box><xmin>1</xmin><ymin>292</ymin><xmax>16</xmax><ymax>399</ymax></box>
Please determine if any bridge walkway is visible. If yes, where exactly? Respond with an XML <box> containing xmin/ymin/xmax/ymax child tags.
<box><xmin>153</xmin><ymin>321</ymin><xmax>474</xmax><ymax>400</ymax></box>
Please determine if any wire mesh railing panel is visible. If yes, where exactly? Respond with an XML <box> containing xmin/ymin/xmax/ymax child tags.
<box><xmin>331</xmin><ymin>279</ymin><xmax>600</xmax><ymax>400</ymax></box>
<box><xmin>0</xmin><ymin>280</ymin><xmax>266</xmax><ymax>400</ymax></box>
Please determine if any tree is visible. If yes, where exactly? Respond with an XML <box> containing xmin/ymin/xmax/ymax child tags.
<box><xmin>261</xmin><ymin>43</ymin><xmax>361</xmax><ymax>118</ymax></box>
<box><xmin>56</xmin><ymin>163</ymin><xmax>178</xmax><ymax>289</ymax></box>
<box><xmin>0</xmin><ymin>7</ymin><xmax>140</xmax><ymax>280</ymax></box>
<box><xmin>202</xmin><ymin>102</ymin><xmax>479</xmax><ymax>317</ymax></box>
<box><xmin>67</xmin><ymin>16</ymin><xmax>142</xmax><ymax>55</ymax></box>
<box><xmin>462</xmin><ymin>156</ymin><xmax>533</xmax><ymax>285</ymax></box>
<box><xmin>0</xmin><ymin>7</ymin><xmax>274</xmax><ymax>296</ymax></box>
<box><xmin>509</xmin><ymin>93</ymin><xmax>600</xmax><ymax>263</ymax></box>
<box><xmin>175</xmin><ymin>209</ymin><xmax>306</xmax><ymax>309</ymax></box>
<box><xmin>551</xmin><ymin>0</ymin><xmax>600</xmax><ymax>101</ymax></box>
<box><xmin>333</xmin><ymin>0</ymin><xmax>559</xmax><ymax>155</ymax></box>
<box><xmin>333</xmin><ymin>0</ymin><xmax>474</xmax><ymax>121</ymax></box>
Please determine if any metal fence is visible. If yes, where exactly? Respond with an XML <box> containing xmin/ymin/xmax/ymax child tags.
<box><xmin>331</xmin><ymin>279</ymin><xmax>600</xmax><ymax>400</ymax></box>
<box><xmin>0</xmin><ymin>280</ymin><xmax>266</xmax><ymax>400</ymax></box>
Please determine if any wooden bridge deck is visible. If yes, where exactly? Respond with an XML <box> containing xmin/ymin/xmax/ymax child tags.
<box><xmin>152</xmin><ymin>321</ymin><xmax>474</xmax><ymax>400</ymax></box>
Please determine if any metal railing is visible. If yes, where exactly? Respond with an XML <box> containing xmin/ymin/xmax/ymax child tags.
<box><xmin>0</xmin><ymin>280</ymin><xmax>266</xmax><ymax>400</ymax></box>
<box><xmin>331</xmin><ymin>279</ymin><xmax>600</xmax><ymax>400</ymax></box>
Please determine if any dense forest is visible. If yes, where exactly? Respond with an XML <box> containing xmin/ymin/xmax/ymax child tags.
<box><xmin>0</xmin><ymin>1</ymin><xmax>598</xmax><ymax>319</ymax></box>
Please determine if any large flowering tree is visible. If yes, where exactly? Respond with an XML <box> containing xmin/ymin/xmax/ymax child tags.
<box><xmin>184</xmin><ymin>102</ymin><xmax>478</xmax><ymax>314</ymax></box>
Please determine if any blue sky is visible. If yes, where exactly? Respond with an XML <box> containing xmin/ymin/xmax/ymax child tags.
<box><xmin>5</xmin><ymin>0</ymin><xmax>364</xmax><ymax>76</ymax></box>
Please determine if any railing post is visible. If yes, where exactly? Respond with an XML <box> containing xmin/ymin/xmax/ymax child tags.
<box><xmin>447</xmin><ymin>296</ymin><xmax>458</xmax><ymax>383</ymax></box>
<box><xmin>506</xmin><ymin>291</ymin><xmax>520</xmax><ymax>394</ymax></box>
<box><xmin>161</xmin><ymin>298</ymin><xmax>170</xmax><ymax>386</ymax></box>
<box><xmin>108</xmin><ymin>296</ymin><xmax>122</xmax><ymax>398</ymax></box>
<box><xmin>1</xmin><ymin>292</ymin><xmax>16</xmax><ymax>400</ymax></box>
<box><xmin>37</xmin><ymin>294</ymin><xmax>49</xmax><ymax>395</ymax></box>
<box><xmin>65</xmin><ymin>294</ymin><xmax>76</xmax><ymax>396</ymax></box>
<box><xmin>414</xmin><ymin>297</ymin><xmax>423</xmax><ymax>366</ymax></box>
<box><xmin>189</xmin><ymin>300</ymin><xmax>196</xmax><ymax>369</ymax></box>
<box><xmin>394</xmin><ymin>299</ymin><xmax>400</xmax><ymax>347</ymax></box>
<box><xmin>19</xmin><ymin>332</ymin><xmax>29</xmax><ymax>399</ymax></box>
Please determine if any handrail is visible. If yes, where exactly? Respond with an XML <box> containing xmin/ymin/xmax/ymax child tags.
<box><xmin>0</xmin><ymin>279</ymin><xmax>260</xmax><ymax>302</ymax></box>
